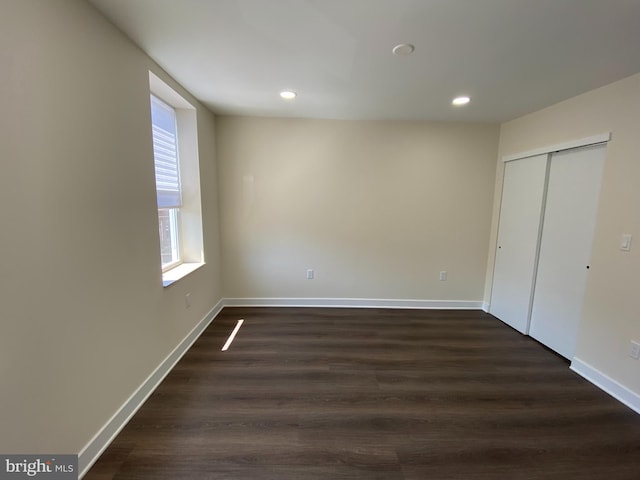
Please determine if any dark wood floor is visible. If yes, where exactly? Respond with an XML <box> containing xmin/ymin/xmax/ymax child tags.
<box><xmin>85</xmin><ymin>307</ymin><xmax>640</xmax><ymax>479</ymax></box>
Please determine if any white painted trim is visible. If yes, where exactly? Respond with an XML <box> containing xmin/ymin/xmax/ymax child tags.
<box><xmin>482</xmin><ymin>302</ymin><xmax>490</xmax><ymax>313</ymax></box>
<box><xmin>502</xmin><ymin>132</ymin><xmax>611</xmax><ymax>162</ymax></box>
<box><xmin>223</xmin><ymin>298</ymin><xmax>483</xmax><ymax>310</ymax></box>
<box><xmin>77</xmin><ymin>296</ymin><xmax>487</xmax><ymax>476</ymax></box>
<box><xmin>78</xmin><ymin>298</ymin><xmax>225</xmax><ymax>478</ymax></box>
<box><xmin>73</xmin><ymin>300</ymin><xmax>638</xmax><ymax>479</ymax></box>
<box><xmin>149</xmin><ymin>71</ymin><xmax>195</xmax><ymax>110</ymax></box>
<box><xmin>162</xmin><ymin>262</ymin><xmax>205</xmax><ymax>287</ymax></box>
<box><xmin>570</xmin><ymin>357</ymin><xmax>640</xmax><ymax>415</ymax></box>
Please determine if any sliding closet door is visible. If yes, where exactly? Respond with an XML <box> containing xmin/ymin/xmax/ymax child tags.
<box><xmin>490</xmin><ymin>154</ymin><xmax>548</xmax><ymax>334</ymax></box>
<box><xmin>529</xmin><ymin>144</ymin><xmax>606</xmax><ymax>359</ymax></box>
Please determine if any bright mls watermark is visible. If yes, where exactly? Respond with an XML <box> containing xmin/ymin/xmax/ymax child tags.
<box><xmin>0</xmin><ymin>455</ymin><xmax>77</xmax><ymax>479</ymax></box>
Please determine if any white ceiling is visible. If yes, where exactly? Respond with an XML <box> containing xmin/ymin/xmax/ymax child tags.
<box><xmin>89</xmin><ymin>0</ymin><xmax>640</xmax><ymax>122</ymax></box>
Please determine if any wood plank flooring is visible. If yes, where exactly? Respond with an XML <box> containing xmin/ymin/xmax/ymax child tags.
<box><xmin>85</xmin><ymin>308</ymin><xmax>640</xmax><ymax>479</ymax></box>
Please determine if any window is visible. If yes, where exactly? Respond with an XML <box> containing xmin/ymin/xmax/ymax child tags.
<box><xmin>149</xmin><ymin>72</ymin><xmax>204</xmax><ymax>286</ymax></box>
<box><xmin>151</xmin><ymin>95</ymin><xmax>182</xmax><ymax>270</ymax></box>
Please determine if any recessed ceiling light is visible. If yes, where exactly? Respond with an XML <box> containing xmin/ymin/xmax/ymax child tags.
<box><xmin>392</xmin><ymin>43</ymin><xmax>415</xmax><ymax>56</ymax></box>
<box><xmin>452</xmin><ymin>96</ymin><xmax>471</xmax><ymax>106</ymax></box>
<box><xmin>280</xmin><ymin>90</ymin><xmax>297</xmax><ymax>100</ymax></box>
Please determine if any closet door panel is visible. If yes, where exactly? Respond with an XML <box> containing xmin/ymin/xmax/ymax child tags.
<box><xmin>529</xmin><ymin>144</ymin><xmax>606</xmax><ymax>359</ymax></box>
<box><xmin>490</xmin><ymin>154</ymin><xmax>548</xmax><ymax>334</ymax></box>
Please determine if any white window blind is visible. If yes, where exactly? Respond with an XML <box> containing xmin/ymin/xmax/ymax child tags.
<box><xmin>150</xmin><ymin>95</ymin><xmax>181</xmax><ymax>208</ymax></box>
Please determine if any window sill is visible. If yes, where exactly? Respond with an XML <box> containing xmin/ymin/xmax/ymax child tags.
<box><xmin>162</xmin><ymin>262</ymin><xmax>205</xmax><ymax>287</ymax></box>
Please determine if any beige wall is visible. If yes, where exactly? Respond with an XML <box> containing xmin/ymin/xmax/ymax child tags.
<box><xmin>0</xmin><ymin>0</ymin><xmax>222</xmax><ymax>453</ymax></box>
<box><xmin>217</xmin><ymin>117</ymin><xmax>498</xmax><ymax>301</ymax></box>
<box><xmin>7</xmin><ymin>0</ymin><xmax>636</xmax><ymax>460</ymax></box>
<box><xmin>485</xmin><ymin>73</ymin><xmax>640</xmax><ymax>395</ymax></box>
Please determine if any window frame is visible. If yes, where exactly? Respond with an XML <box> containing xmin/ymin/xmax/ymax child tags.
<box><xmin>149</xmin><ymin>72</ymin><xmax>205</xmax><ymax>286</ymax></box>
<box><xmin>150</xmin><ymin>94</ymin><xmax>183</xmax><ymax>271</ymax></box>
<box><xmin>158</xmin><ymin>207</ymin><xmax>182</xmax><ymax>272</ymax></box>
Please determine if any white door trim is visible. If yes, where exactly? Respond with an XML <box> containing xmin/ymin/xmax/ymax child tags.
<box><xmin>502</xmin><ymin>132</ymin><xmax>611</xmax><ymax>163</ymax></box>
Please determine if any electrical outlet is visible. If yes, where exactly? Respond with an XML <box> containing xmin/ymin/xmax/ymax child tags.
<box><xmin>185</xmin><ymin>292</ymin><xmax>191</xmax><ymax>309</ymax></box>
<box><xmin>439</xmin><ymin>271</ymin><xmax>447</xmax><ymax>281</ymax></box>
<box><xmin>306</xmin><ymin>269</ymin><xmax>314</xmax><ymax>280</ymax></box>
<box><xmin>629</xmin><ymin>340</ymin><xmax>640</xmax><ymax>360</ymax></box>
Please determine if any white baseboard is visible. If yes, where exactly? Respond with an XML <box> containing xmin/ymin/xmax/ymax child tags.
<box><xmin>75</xmin><ymin>300</ymin><xmax>639</xmax><ymax>479</ymax></box>
<box><xmin>570</xmin><ymin>357</ymin><xmax>640</xmax><ymax>415</ymax></box>
<box><xmin>482</xmin><ymin>302</ymin><xmax>490</xmax><ymax>313</ymax></box>
<box><xmin>78</xmin><ymin>299</ymin><xmax>225</xmax><ymax>478</ymax></box>
<box><xmin>223</xmin><ymin>297</ymin><xmax>483</xmax><ymax>310</ymax></box>
<box><xmin>77</xmin><ymin>296</ymin><xmax>484</xmax><ymax>477</ymax></box>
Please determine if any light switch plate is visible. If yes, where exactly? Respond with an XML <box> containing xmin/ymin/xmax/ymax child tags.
<box><xmin>620</xmin><ymin>234</ymin><xmax>632</xmax><ymax>251</ymax></box>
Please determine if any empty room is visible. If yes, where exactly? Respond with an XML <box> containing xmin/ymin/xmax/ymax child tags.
<box><xmin>1</xmin><ymin>1</ymin><xmax>639</xmax><ymax>479</ymax></box>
